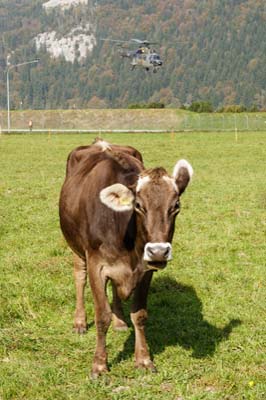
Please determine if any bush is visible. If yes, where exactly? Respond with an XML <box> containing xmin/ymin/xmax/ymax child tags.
<box><xmin>128</xmin><ymin>102</ymin><xmax>165</xmax><ymax>109</ymax></box>
<box><xmin>147</xmin><ymin>102</ymin><xmax>165</xmax><ymax>109</ymax></box>
<box><xmin>218</xmin><ymin>104</ymin><xmax>247</xmax><ymax>113</ymax></box>
<box><xmin>128</xmin><ymin>103</ymin><xmax>144</xmax><ymax>109</ymax></box>
<box><xmin>248</xmin><ymin>104</ymin><xmax>259</xmax><ymax>112</ymax></box>
<box><xmin>188</xmin><ymin>101</ymin><xmax>213</xmax><ymax>113</ymax></box>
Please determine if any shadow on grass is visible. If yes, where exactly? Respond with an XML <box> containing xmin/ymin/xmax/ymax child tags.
<box><xmin>112</xmin><ymin>276</ymin><xmax>241</xmax><ymax>365</ymax></box>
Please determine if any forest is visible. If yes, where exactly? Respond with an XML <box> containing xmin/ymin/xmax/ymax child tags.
<box><xmin>0</xmin><ymin>0</ymin><xmax>265</xmax><ymax>110</ymax></box>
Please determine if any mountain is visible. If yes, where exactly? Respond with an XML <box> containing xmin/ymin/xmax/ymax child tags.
<box><xmin>0</xmin><ymin>0</ymin><xmax>265</xmax><ymax>110</ymax></box>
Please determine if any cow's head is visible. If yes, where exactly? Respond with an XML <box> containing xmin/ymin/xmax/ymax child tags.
<box><xmin>99</xmin><ymin>159</ymin><xmax>193</xmax><ymax>270</ymax></box>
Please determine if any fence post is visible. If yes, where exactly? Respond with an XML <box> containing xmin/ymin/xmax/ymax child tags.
<box><xmin>246</xmin><ymin>115</ymin><xmax>249</xmax><ymax>131</ymax></box>
<box><xmin>234</xmin><ymin>114</ymin><xmax>238</xmax><ymax>142</ymax></box>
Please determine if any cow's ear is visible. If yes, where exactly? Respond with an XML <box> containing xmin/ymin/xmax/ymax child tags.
<box><xmin>173</xmin><ymin>160</ymin><xmax>193</xmax><ymax>195</ymax></box>
<box><xmin>100</xmin><ymin>183</ymin><xmax>134</xmax><ymax>212</ymax></box>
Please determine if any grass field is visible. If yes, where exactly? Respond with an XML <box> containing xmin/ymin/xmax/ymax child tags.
<box><xmin>0</xmin><ymin>131</ymin><xmax>266</xmax><ymax>399</ymax></box>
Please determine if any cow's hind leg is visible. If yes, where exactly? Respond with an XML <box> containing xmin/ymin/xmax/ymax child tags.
<box><xmin>130</xmin><ymin>271</ymin><xmax>156</xmax><ymax>371</ymax></box>
<box><xmin>73</xmin><ymin>254</ymin><xmax>87</xmax><ymax>334</ymax></box>
<box><xmin>111</xmin><ymin>282</ymin><xmax>128</xmax><ymax>331</ymax></box>
<box><xmin>87</xmin><ymin>253</ymin><xmax>112</xmax><ymax>378</ymax></box>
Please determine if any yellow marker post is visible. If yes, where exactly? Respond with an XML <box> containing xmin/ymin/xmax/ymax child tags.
<box><xmin>170</xmin><ymin>130</ymin><xmax>175</xmax><ymax>142</ymax></box>
<box><xmin>234</xmin><ymin>114</ymin><xmax>238</xmax><ymax>142</ymax></box>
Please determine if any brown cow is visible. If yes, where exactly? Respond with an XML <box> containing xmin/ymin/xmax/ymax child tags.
<box><xmin>59</xmin><ymin>138</ymin><xmax>193</xmax><ymax>378</ymax></box>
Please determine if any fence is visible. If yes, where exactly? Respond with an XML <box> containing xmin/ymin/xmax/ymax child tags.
<box><xmin>0</xmin><ymin>112</ymin><xmax>265</xmax><ymax>133</ymax></box>
<box><xmin>180</xmin><ymin>113</ymin><xmax>266</xmax><ymax>132</ymax></box>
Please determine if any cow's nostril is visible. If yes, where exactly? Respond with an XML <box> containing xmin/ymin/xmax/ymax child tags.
<box><xmin>147</xmin><ymin>247</ymin><xmax>155</xmax><ymax>258</ymax></box>
<box><xmin>163</xmin><ymin>248</ymin><xmax>170</xmax><ymax>258</ymax></box>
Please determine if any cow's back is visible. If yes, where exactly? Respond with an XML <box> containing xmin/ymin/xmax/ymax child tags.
<box><xmin>65</xmin><ymin>139</ymin><xmax>143</xmax><ymax>178</ymax></box>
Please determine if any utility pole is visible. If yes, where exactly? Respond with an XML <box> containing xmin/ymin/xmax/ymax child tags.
<box><xmin>6</xmin><ymin>59</ymin><xmax>39</xmax><ymax>132</ymax></box>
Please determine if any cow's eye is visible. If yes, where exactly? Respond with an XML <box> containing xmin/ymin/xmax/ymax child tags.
<box><xmin>135</xmin><ymin>201</ymin><xmax>145</xmax><ymax>214</ymax></box>
<box><xmin>169</xmin><ymin>201</ymin><xmax>180</xmax><ymax>215</ymax></box>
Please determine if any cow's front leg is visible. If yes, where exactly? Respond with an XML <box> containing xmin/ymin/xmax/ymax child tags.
<box><xmin>130</xmin><ymin>271</ymin><xmax>156</xmax><ymax>371</ymax></box>
<box><xmin>73</xmin><ymin>254</ymin><xmax>87</xmax><ymax>334</ymax></box>
<box><xmin>111</xmin><ymin>282</ymin><xmax>128</xmax><ymax>331</ymax></box>
<box><xmin>87</xmin><ymin>255</ymin><xmax>112</xmax><ymax>378</ymax></box>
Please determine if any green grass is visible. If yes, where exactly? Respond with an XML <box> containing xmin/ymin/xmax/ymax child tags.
<box><xmin>0</xmin><ymin>131</ymin><xmax>266</xmax><ymax>399</ymax></box>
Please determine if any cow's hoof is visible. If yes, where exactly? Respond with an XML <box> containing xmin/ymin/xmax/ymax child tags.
<box><xmin>151</xmin><ymin>364</ymin><xmax>158</xmax><ymax>373</ymax></box>
<box><xmin>114</xmin><ymin>324</ymin><xmax>128</xmax><ymax>332</ymax></box>
<box><xmin>90</xmin><ymin>365</ymin><xmax>109</xmax><ymax>380</ymax></box>
<box><xmin>135</xmin><ymin>360</ymin><xmax>157</xmax><ymax>373</ymax></box>
<box><xmin>112</xmin><ymin>314</ymin><xmax>128</xmax><ymax>331</ymax></box>
<box><xmin>73</xmin><ymin>323</ymin><xmax>87</xmax><ymax>334</ymax></box>
<box><xmin>90</xmin><ymin>371</ymin><xmax>100</xmax><ymax>380</ymax></box>
<box><xmin>112</xmin><ymin>320</ymin><xmax>128</xmax><ymax>331</ymax></box>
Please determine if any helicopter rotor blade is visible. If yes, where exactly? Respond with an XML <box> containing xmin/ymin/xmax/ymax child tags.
<box><xmin>131</xmin><ymin>38</ymin><xmax>143</xmax><ymax>43</ymax></box>
<box><xmin>130</xmin><ymin>38</ymin><xmax>158</xmax><ymax>46</ymax></box>
<box><xmin>100</xmin><ymin>38</ymin><xmax>130</xmax><ymax>44</ymax></box>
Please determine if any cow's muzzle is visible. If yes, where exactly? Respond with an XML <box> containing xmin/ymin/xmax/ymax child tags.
<box><xmin>144</xmin><ymin>242</ymin><xmax>172</xmax><ymax>265</ymax></box>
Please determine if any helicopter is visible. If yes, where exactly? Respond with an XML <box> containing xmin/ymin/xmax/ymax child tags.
<box><xmin>101</xmin><ymin>38</ymin><xmax>163</xmax><ymax>73</ymax></box>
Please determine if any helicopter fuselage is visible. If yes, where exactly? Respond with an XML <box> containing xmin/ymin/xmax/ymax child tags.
<box><xmin>101</xmin><ymin>38</ymin><xmax>163</xmax><ymax>73</ymax></box>
<box><xmin>132</xmin><ymin>52</ymin><xmax>163</xmax><ymax>69</ymax></box>
<box><xmin>120</xmin><ymin>47</ymin><xmax>163</xmax><ymax>72</ymax></box>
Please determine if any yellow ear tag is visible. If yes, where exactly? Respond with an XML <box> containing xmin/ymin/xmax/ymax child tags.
<box><xmin>120</xmin><ymin>197</ymin><xmax>132</xmax><ymax>206</ymax></box>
